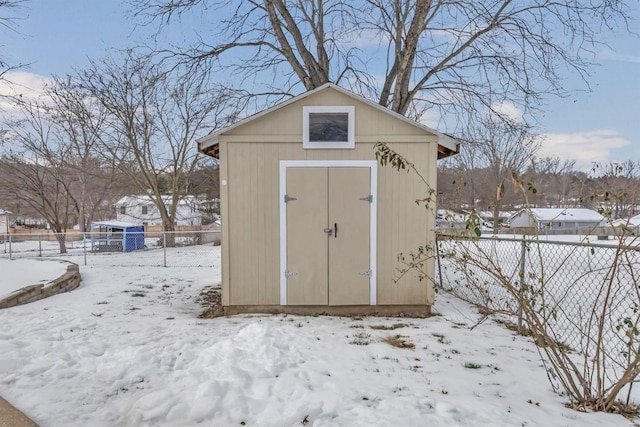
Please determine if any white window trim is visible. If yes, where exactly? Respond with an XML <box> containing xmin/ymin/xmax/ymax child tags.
<box><xmin>303</xmin><ymin>106</ymin><xmax>355</xmax><ymax>149</ymax></box>
<box><xmin>279</xmin><ymin>160</ymin><xmax>377</xmax><ymax>306</ymax></box>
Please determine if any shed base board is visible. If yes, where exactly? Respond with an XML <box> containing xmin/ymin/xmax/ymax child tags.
<box><xmin>224</xmin><ymin>305</ymin><xmax>432</xmax><ymax>317</ymax></box>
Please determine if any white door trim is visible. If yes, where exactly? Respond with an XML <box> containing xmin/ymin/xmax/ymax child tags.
<box><xmin>279</xmin><ymin>160</ymin><xmax>378</xmax><ymax>306</ymax></box>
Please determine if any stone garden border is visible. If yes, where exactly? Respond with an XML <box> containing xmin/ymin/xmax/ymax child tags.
<box><xmin>0</xmin><ymin>262</ymin><xmax>81</xmax><ymax>309</ymax></box>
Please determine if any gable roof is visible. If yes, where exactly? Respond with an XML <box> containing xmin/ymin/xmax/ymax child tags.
<box><xmin>197</xmin><ymin>83</ymin><xmax>460</xmax><ymax>159</ymax></box>
<box><xmin>116</xmin><ymin>195</ymin><xmax>200</xmax><ymax>206</ymax></box>
<box><xmin>512</xmin><ymin>208</ymin><xmax>604</xmax><ymax>222</ymax></box>
<box><xmin>611</xmin><ymin>214</ymin><xmax>640</xmax><ymax>228</ymax></box>
<box><xmin>91</xmin><ymin>220</ymin><xmax>143</xmax><ymax>229</ymax></box>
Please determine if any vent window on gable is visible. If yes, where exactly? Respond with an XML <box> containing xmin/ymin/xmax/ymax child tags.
<box><xmin>303</xmin><ymin>106</ymin><xmax>355</xmax><ymax>149</ymax></box>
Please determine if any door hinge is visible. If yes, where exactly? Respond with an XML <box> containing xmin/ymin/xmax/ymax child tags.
<box><xmin>285</xmin><ymin>270</ymin><xmax>298</xmax><ymax>278</ymax></box>
<box><xmin>359</xmin><ymin>269</ymin><xmax>372</xmax><ymax>277</ymax></box>
<box><xmin>359</xmin><ymin>195</ymin><xmax>373</xmax><ymax>203</ymax></box>
<box><xmin>284</xmin><ymin>194</ymin><xmax>297</xmax><ymax>203</ymax></box>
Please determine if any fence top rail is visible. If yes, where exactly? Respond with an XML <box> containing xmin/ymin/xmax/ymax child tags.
<box><xmin>437</xmin><ymin>232</ymin><xmax>640</xmax><ymax>251</ymax></box>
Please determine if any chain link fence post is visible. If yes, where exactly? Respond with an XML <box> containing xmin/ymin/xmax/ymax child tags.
<box><xmin>435</xmin><ymin>233</ymin><xmax>443</xmax><ymax>288</ymax></box>
<box><xmin>517</xmin><ymin>236</ymin><xmax>527</xmax><ymax>333</ymax></box>
<box><xmin>83</xmin><ymin>232</ymin><xmax>87</xmax><ymax>266</ymax></box>
<box><xmin>163</xmin><ymin>232</ymin><xmax>167</xmax><ymax>267</ymax></box>
<box><xmin>8</xmin><ymin>234</ymin><xmax>12</xmax><ymax>259</ymax></box>
<box><xmin>39</xmin><ymin>234</ymin><xmax>42</xmax><ymax>257</ymax></box>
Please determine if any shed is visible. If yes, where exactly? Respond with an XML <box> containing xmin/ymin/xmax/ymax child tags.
<box><xmin>509</xmin><ymin>208</ymin><xmax>605</xmax><ymax>231</ymax></box>
<box><xmin>197</xmin><ymin>83</ymin><xmax>460</xmax><ymax>315</ymax></box>
<box><xmin>90</xmin><ymin>221</ymin><xmax>145</xmax><ymax>252</ymax></box>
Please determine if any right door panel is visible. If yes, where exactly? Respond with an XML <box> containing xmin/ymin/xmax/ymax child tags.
<box><xmin>328</xmin><ymin>167</ymin><xmax>371</xmax><ymax>305</ymax></box>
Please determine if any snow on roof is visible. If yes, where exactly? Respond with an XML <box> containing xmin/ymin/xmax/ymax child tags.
<box><xmin>477</xmin><ymin>210</ymin><xmax>514</xmax><ymax>219</ymax></box>
<box><xmin>612</xmin><ymin>214</ymin><xmax>640</xmax><ymax>228</ymax></box>
<box><xmin>91</xmin><ymin>220</ymin><xmax>143</xmax><ymax>228</ymax></box>
<box><xmin>115</xmin><ymin>195</ymin><xmax>200</xmax><ymax>206</ymax></box>
<box><xmin>513</xmin><ymin>208</ymin><xmax>604</xmax><ymax>222</ymax></box>
<box><xmin>0</xmin><ymin>209</ymin><xmax>11</xmax><ymax>215</ymax></box>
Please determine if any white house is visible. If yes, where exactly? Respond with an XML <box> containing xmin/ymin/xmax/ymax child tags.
<box><xmin>509</xmin><ymin>208</ymin><xmax>605</xmax><ymax>231</ymax></box>
<box><xmin>115</xmin><ymin>195</ymin><xmax>204</xmax><ymax>227</ymax></box>
<box><xmin>611</xmin><ymin>214</ymin><xmax>640</xmax><ymax>235</ymax></box>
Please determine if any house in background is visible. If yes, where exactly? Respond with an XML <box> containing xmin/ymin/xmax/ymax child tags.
<box><xmin>0</xmin><ymin>209</ymin><xmax>11</xmax><ymax>235</ymax></box>
<box><xmin>508</xmin><ymin>208</ymin><xmax>605</xmax><ymax>232</ymax></box>
<box><xmin>115</xmin><ymin>195</ymin><xmax>208</xmax><ymax>227</ymax></box>
<box><xmin>435</xmin><ymin>209</ymin><xmax>468</xmax><ymax>230</ymax></box>
<box><xmin>611</xmin><ymin>214</ymin><xmax>640</xmax><ymax>235</ymax></box>
<box><xmin>197</xmin><ymin>83</ymin><xmax>460</xmax><ymax>316</ymax></box>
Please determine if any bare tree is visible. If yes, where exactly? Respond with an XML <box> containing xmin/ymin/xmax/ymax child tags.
<box><xmin>131</xmin><ymin>0</ymin><xmax>632</xmax><ymax>121</ymax></box>
<box><xmin>441</xmin><ymin>136</ymin><xmax>483</xmax><ymax>211</ymax></box>
<box><xmin>589</xmin><ymin>160</ymin><xmax>640</xmax><ymax>219</ymax></box>
<box><xmin>75</xmin><ymin>51</ymin><xmax>238</xmax><ymax>236</ymax></box>
<box><xmin>528</xmin><ymin>157</ymin><xmax>579</xmax><ymax>208</ymax></box>
<box><xmin>46</xmin><ymin>76</ymin><xmax>125</xmax><ymax>232</ymax></box>
<box><xmin>0</xmin><ymin>97</ymin><xmax>77</xmax><ymax>253</ymax></box>
<box><xmin>455</xmin><ymin>117</ymin><xmax>540</xmax><ymax>230</ymax></box>
<box><xmin>0</xmin><ymin>0</ymin><xmax>29</xmax><ymax>82</ymax></box>
<box><xmin>0</xmin><ymin>75</ymin><xmax>127</xmax><ymax>252</ymax></box>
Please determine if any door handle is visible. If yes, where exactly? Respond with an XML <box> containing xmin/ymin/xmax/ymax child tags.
<box><xmin>334</xmin><ymin>223</ymin><xmax>337</xmax><ymax>238</ymax></box>
<box><xmin>323</xmin><ymin>227</ymin><xmax>333</xmax><ymax>236</ymax></box>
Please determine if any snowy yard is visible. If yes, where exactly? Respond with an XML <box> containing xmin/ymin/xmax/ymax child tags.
<box><xmin>0</xmin><ymin>246</ymin><xmax>636</xmax><ymax>426</ymax></box>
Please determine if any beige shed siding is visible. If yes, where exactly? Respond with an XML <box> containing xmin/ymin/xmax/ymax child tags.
<box><xmin>376</xmin><ymin>142</ymin><xmax>435</xmax><ymax>305</ymax></box>
<box><xmin>425</xmin><ymin>142</ymin><xmax>438</xmax><ymax>305</ymax></box>
<box><xmin>219</xmin><ymin>140</ymin><xmax>229</xmax><ymax>306</ymax></box>
<box><xmin>221</xmin><ymin>86</ymin><xmax>439</xmax><ymax>307</ymax></box>
<box><xmin>224</xmin><ymin>140</ymin><xmax>435</xmax><ymax>306</ymax></box>
<box><xmin>224</xmin><ymin>89</ymin><xmax>435</xmax><ymax>141</ymax></box>
<box><xmin>226</xmin><ymin>142</ymin><xmax>302</xmax><ymax>305</ymax></box>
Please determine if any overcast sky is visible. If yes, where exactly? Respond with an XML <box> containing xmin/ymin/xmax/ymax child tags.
<box><xmin>2</xmin><ymin>0</ymin><xmax>639</xmax><ymax>171</ymax></box>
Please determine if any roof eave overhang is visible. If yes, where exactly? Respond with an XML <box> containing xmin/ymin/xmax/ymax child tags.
<box><xmin>199</xmin><ymin>137</ymin><xmax>458</xmax><ymax>161</ymax></box>
<box><xmin>199</xmin><ymin>136</ymin><xmax>220</xmax><ymax>159</ymax></box>
<box><xmin>436</xmin><ymin>135</ymin><xmax>460</xmax><ymax>160</ymax></box>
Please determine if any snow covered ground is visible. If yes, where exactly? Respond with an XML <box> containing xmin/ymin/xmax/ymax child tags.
<box><xmin>0</xmin><ymin>245</ymin><xmax>636</xmax><ymax>427</ymax></box>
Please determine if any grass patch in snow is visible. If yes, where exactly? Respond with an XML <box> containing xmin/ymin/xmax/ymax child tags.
<box><xmin>432</xmin><ymin>333</ymin><xmax>450</xmax><ymax>344</ymax></box>
<box><xmin>350</xmin><ymin>332</ymin><xmax>373</xmax><ymax>345</ymax></box>
<box><xmin>464</xmin><ymin>362</ymin><xmax>482</xmax><ymax>369</ymax></box>
<box><xmin>371</xmin><ymin>323</ymin><xmax>409</xmax><ymax>330</ymax></box>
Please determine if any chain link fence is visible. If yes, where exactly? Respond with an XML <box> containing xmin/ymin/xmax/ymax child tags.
<box><xmin>0</xmin><ymin>231</ymin><xmax>220</xmax><ymax>267</ymax></box>
<box><xmin>436</xmin><ymin>234</ymin><xmax>640</xmax><ymax>357</ymax></box>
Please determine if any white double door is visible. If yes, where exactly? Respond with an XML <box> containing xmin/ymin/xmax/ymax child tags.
<box><xmin>284</xmin><ymin>166</ymin><xmax>373</xmax><ymax>306</ymax></box>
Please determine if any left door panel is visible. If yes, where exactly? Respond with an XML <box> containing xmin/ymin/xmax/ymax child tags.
<box><xmin>286</xmin><ymin>167</ymin><xmax>329</xmax><ymax>305</ymax></box>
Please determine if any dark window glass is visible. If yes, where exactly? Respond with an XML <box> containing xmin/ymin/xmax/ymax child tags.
<box><xmin>120</xmin><ymin>206</ymin><xmax>126</xmax><ymax>215</ymax></box>
<box><xmin>308</xmin><ymin>113</ymin><xmax>348</xmax><ymax>142</ymax></box>
<box><xmin>141</xmin><ymin>206</ymin><xmax>148</xmax><ymax>215</ymax></box>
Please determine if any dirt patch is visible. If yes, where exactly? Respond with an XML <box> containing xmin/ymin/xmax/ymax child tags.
<box><xmin>197</xmin><ymin>286</ymin><xmax>223</xmax><ymax>318</ymax></box>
